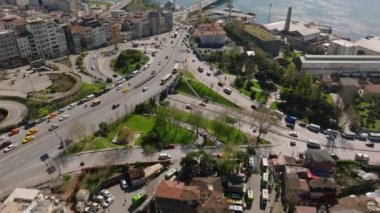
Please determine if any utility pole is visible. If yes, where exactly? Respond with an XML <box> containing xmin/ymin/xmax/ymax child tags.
<box><xmin>267</xmin><ymin>3</ymin><xmax>272</xmax><ymax>23</ymax></box>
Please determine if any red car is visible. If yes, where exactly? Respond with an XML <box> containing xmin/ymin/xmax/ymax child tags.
<box><xmin>163</xmin><ymin>144</ymin><xmax>175</xmax><ymax>149</ymax></box>
<box><xmin>269</xmin><ymin>153</ymin><xmax>278</xmax><ymax>159</ymax></box>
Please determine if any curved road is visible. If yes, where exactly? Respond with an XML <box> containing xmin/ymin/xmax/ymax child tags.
<box><xmin>0</xmin><ymin>101</ymin><xmax>28</xmax><ymax>129</ymax></box>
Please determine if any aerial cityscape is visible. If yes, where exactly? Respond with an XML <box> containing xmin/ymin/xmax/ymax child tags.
<box><xmin>0</xmin><ymin>0</ymin><xmax>379</xmax><ymax>212</ymax></box>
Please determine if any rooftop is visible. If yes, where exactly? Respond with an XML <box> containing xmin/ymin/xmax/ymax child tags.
<box><xmin>264</xmin><ymin>21</ymin><xmax>321</xmax><ymax>37</ymax></box>
<box><xmin>331</xmin><ymin>39</ymin><xmax>354</xmax><ymax>47</ymax></box>
<box><xmin>339</xmin><ymin>77</ymin><xmax>360</xmax><ymax>88</ymax></box>
<box><xmin>308</xmin><ymin>178</ymin><xmax>338</xmax><ymax>189</ymax></box>
<box><xmin>355</xmin><ymin>36</ymin><xmax>380</xmax><ymax>54</ymax></box>
<box><xmin>155</xmin><ymin>180</ymin><xmax>199</xmax><ymax>201</ymax></box>
<box><xmin>295</xmin><ymin>206</ymin><xmax>317</xmax><ymax>213</ymax></box>
<box><xmin>244</xmin><ymin>24</ymin><xmax>277</xmax><ymax>41</ymax></box>
<box><xmin>285</xmin><ymin>172</ymin><xmax>299</xmax><ymax>190</ymax></box>
<box><xmin>190</xmin><ymin>177</ymin><xmax>223</xmax><ymax>193</ymax></box>
<box><xmin>195</xmin><ymin>22</ymin><xmax>226</xmax><ymax>37</ymax></box>
<box><xmin>364</xmin><ymin>84</ymin><xmax>380</xmax><ymax>94</ymax></box>
<box><xmin>305</xmin><ymin>149</ymin><xmax>335</xmax><ymax>164</ymax></box>
<box><xmin>4</xmin><ymin>188</ymin><xmax>40</xmax><ymax>205</ymax></box>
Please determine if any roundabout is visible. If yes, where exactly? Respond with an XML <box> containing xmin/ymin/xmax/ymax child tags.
<box><xmin>0</xmin><ymin>100</ymin><xmax>28</xmax><ymax>129</ymax></box>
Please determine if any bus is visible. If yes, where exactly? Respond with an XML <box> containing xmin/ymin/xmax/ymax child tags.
<box><xmin>132</xmin><ymin>191</ymin><xmax>147</xmax><ymax>206</ymax></box>
<box><xmin>165</xmin><ymin>168</ymin><xmax>177</xmax><ymax>180</ymax></box>
<box><xmin>307</xmin><ymin>123</ymin><xmax>321</xmax><ymax>132</ymax></box>
<box><xmin>261</xmin><ymin>189</ymin><xmax>269</xmax><ymax>205</ymax></box>
<box><xmin>246</xmin><ymin>189</ymin><xmax>254</xmax><ymax>207</ymax></box>
<box><xmin>261</xmin><ymin>172</ymin><xmax>269</xmax><ymax>187</ymax></box>
<box><xmin>160</xmin><ymin>73</ymin><xmax>172</xmax><ymax>85</ymax></box>
<box><xmin>228</xmin><ymin>205</ymin><xmax>244</xmax><ymax>213</ymax></box>
<box><xmin>261</xmin><ymin>158</ymin><xmax>268</xmax><ymax>171</ymax></box>
<box><xmin>369</xmin><ymin>133</ymin><xmax>380</xmax><ymax>141</ymax></box>
<box><xmin>173</xmin><ymin>63</ymin><xmax>179</xmax><ymax>73</ymax></box>
<box><xmin>91</xmin><ymin>99</ymin><xmax>101</xmax><ymax>107</ymax></box>
<box><xmin>227</xmin><ymin>199</ymin><xmax>244</xmax><ymax>207</ymax></box>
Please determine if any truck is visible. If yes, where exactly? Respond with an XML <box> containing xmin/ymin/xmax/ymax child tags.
<box><xmin>285</xmin><ymin>116</ymin><xmax>297</xmax><ymax>129</ymax></box>
<box><xmin>355</xmin><ymin>153</ymin><xmax>369</xmax><ymax>163</ymax></box>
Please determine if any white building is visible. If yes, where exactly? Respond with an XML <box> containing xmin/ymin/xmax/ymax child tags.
<box><xmin>195</xmin><ymin>22</ymin><xmax>226</xmax><ymax>47</ymax></box>
<box><xmin>25</xmin><ymin>18</ymin><xmax>68</xmax><ymax>60</ymax></box>
<box><xmin>16</xmin><ymin>32</ymin><xmax>32</xmax><ymax>59</ymax></box>
<box><xmin>264</xmin><ymin>21</ymin><xmax>321</xmax><ymax>42</ymax></box>
<box><xmin>0</xmin><ymin>30</ymin><xmax>21</xmax><ymax>67</ymax></box>
<box><xmin>327</xmin><ymin>39</ymin><xmax>355</xmax><ymax>55</ymax></box>
<box><xmin>120</xmin><ymin>30</ymin><xmax>132</xmax><ymax>41</ymax></box>
<box><xmin>299</xmin><ymin>55</ymin><xmax>380</xmax><ymax>77</ymax></box>
<box><xmin>354</xmin><ymin>36</ymin><xmax>380</xmax><ymax>55</ymax></box>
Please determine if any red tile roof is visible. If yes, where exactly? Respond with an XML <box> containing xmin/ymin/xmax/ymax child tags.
<box><xmin>195</xmin><ymin>22</ymin><xmax>226</xmax><ymax>37</ymax></box>
<box><xmin>155</xmin><ymin>180</ymin><xmax>200</xmax><ymax>201</ymax></box>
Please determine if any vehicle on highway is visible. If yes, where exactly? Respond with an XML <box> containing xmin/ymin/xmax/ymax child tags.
<box><xmin>160</xmin><ymin>73</ymin><xmax>172</xmax><ymax>85</ymax></box>
<box><xmin>158</xmin><ymin>153</ymin><xmax>171</xmax><ymax>160</ymax></box>
<box><xmin>199</xmin><ymin>102</ymin><xmax>206</xmax><ymax>107</ymax></box>
<box><xmin>165</xmin><ymin>55</ymin><xmax>169</xmax><ymax>59</ymax></box>
<box><xmin>163</xmin><ymin>144</ymin><xmax>175</xmax><ymax>149</ymax></box>
<box><xmin>356</xmin><ymin>133</ymin><xmax>368</xmax><ymax>140</ymax></box>
<box><xmin>116</xmin><ymin>85</ymin><xmax>122</xmax><ymax>91</ymax></box>
<box><xmin>0</xmin><ymin>141</ymin><xmax>12</xmax><ymax>150</ymax></box>
<box><xmin>68</xmin><ymin>103</ymin><xmax>77</xmax><ymax>110</ymax></box>
<box><xmin>58</xmin><ymin>108</ymin><xmax>65</xmax><ymax>114</ymax></box>
<box><xmin>289</xmin><ymin>131</ymin><xmax>298</xmax><ymax>137</ymax></box>
<box><xmin>307</xmin><ymin>123</ymin><xmax>321</xmax><ymax>132</ymax></box>
<box><xmin>4</xmin><ymin>143</ymin><xmax>17</xmax><ymax>153</ymax></box>
<box><xmin>112</xmin><ymin>104</ymin><xmax>120</xmax><ymax>109</ymax></box>
<box><xmin>49</xmin><ymin>124</ymin><xmax>59</xmax><ymax>131</ymax></box>
<box><xmin>197</xmin><ymin>66</ymin><xmax>204</xmax><ymax>72</ymax></box>
<box><xmin>120</xmin><ymin>179</ymin><xmax>128</xmax><ymax>189</ymax></box>
<box><xmin>142</xmin><ymin>87</ymin><xmax>149</xmax><ymax>92</ymax></box>
<box><xmin>36</xmin><ymin>117</ymin><xmax>47</xmax><ymax>124</ymax></box>
<box><xmin>151</xmin><ymin>70</ymin><xmax>156</xmax><ymax>75</ymax></box>
<box><xmin>290</xmin><ymin>141</ymin><xmax>296</xmax><ymax>146</ymax></box>
<box><xmin>48</xmin><ymin>112</ymin><xmax>58</xmax><ymax>120</ymax></box>
<box><xmin>91</xmin><ymin>99</ymin><xmax>101</xmax><ymax>107</ymax></box>
<box><xmin>8</xmin><ymin>128</ymin><xmax>20</xmax><ymax>136</ymax></box>
<box><xmin>22</xmin><ymin>136</ymin><xmax>35</xmax><ymax>144</ymax></box>
<box><xmin>223</xmin><ymin>88</ymin><xmax>232</xmax><ymax>95</ymax></box>
<box><xmin>0</xmin><ymin>134</ymin><xmax>5</xmax><ymax>142</ymax></box>
<box><xmin>366</xmin><ymin>142</ymin><xmax>375</xmax><ymax>147</ymax></box>
<box><xmin>185</xmin><ymin>104</ymin><xmax>192</xmax><ymax>109</ymax></box>
<box><xmin>342</xmin><ymin>132</ymin><xmax>356</xmax><ymax>140</ymax></box>
<box><xmin>132</xmin><ymin>191</ymin><xmax>147</xmax><ymax>206</ymax></box>
<box><xmin>165</xmin><ymin>168</ymin><xmax>177</xmax><ymax>180</ymax></box>
<box><xmin>122</xmin><ymin>87</ymin><xmax>129</xmax><ymax>93</ymax></box>
<box><xmin>26</xmin><ymin>128</ymin><xmax>38</xmax><ymax>136</ymax></box>
<box><xmin>59</xmin><ymin>115</ymin><xmax>69</xmax><ymax>121</ymax></box>
<box><xmin>206</xmin><ymin>71</ymin><xmax>211</xmax><ymax>76</ymax></box>
<box><xmin>91</xmin><ymin>66</ymin><xmax>95</xmax><ymax>70</ymax></box>
<box><xmin>307</xmin><ymin>140</ymin><xmax>321</xmax><ymax>149</ymax></box>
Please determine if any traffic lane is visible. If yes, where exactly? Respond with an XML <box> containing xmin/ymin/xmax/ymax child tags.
<box><xmin>246</xmin><ymin>174</ymin><xmax>263</xmax><ymax>213</ymax></box>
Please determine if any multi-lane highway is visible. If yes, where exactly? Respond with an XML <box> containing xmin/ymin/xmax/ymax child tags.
<box><xmin>0</xmin><ymin>28</ymin><xmax>187</xmax><ymax>197</ymax></box>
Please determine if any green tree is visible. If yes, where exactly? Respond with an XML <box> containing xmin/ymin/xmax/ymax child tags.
<box><xmin>296</xmin><ymin>72</ymin><xmax>314</xmax><ymax>97</ymax></box>
<box><xmin>143</xmin><ymin>144</ymin><xmax>157</xmax><ymax>161</ymax></box>
<box><xmin>250</xmin><ymin>90</ymin><xmax>256</xmax><ymax>100</ymax></box>
<box><xmin>282</xmin><ymin>62</ymin><xmax>297</xmax><ymax>86</ymax></box>
<box><xmin>187</xmin><ymin>111</ymin><xmax>204</xmax><ymax>138</ymax></box>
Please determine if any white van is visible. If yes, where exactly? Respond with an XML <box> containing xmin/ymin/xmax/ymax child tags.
<box><xmin>158</xmin><ymin>153</ymin><xmax>171</xmax><ymax>160</ymax></box>
<box><xmin>86</xmin><ymin>94</ymin><xmax>95</xmax><ymax>101</ymax></box>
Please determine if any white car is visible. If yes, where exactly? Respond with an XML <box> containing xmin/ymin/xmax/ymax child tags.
<box><xmin>59</xmin><ymin>115</ymin><xmax>69</xmax><ymax>121</ymax></box>
<box><xmin>142</xmin><ymin>87</ymin><xmax>148</xmax><ymax>92</ymax></box>
<box><xmin>67</xmin><ymin>103</ymin><xmax>77</xmax><ymax>110</ymax></box>
<box><xmin>100</xmin><ymin>189</ymin><xmax>111</xmax><ymax>198</ymax></box>
<box><xmin>116</xmin><ymin>85</ymin><xmax>122</xmax><ymax>90</ymax></box>
<box><xmin>289</xmin><ymin>131</ymin><xmax>298</xmax><ymax>137</ymax></box>
<box><xmin>4</xmin><ymin>143</ymin><xmax>17</xmax><ymax>153</ymax></box>
<box><xmin>120</xmin><ymin>179</ymin><xmax>128</xmax><ymax>189</ymax></box>
<box><xmin>185</xmin><ymin>104</ymin><xmax>192</xmax><ymax>110</ymax></box>
<box><xmin>102</xmin><ymin>196</ymin><xmax>114</xmax><ymax>208</ymax></box>
<box><xmin>0</xmin><ymin>134</ymin><xmax>6</xmax><ymax>142</ymax></box>
<box><xmin>94</xmin><ymin>194</ymin><xmax>104</xmax><ymax>202</ymax></box>
<box><xmin>49</xmin><ymin>124</ymin><xmax>59</xmax><ymax>131</ymax></box>
<box><xmin>91</xmin><ymin>65</ymin><xmax>95</xmax><ymax>70</ymax></box>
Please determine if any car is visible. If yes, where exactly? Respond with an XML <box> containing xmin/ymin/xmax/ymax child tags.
<box><xmin>36</xmin><ymin>117</ymin><xmax>47</xmax><ymax>123</ymax></box>
<box><xmin>206</xmin><ymin>71</ymin><xmax>211</xmax><ymax>76</ymax></box>
<box><xmin>48</xmin><ymin>112</ymin><xmax>58</xmax><ymax>119</ymax></box>
<box><xmin>289</xmin><ymin>131</ymin><xmax>298</xmax><ymax>137</ymax></box>
<box><xmin>94</xmin><ymin>194</ymin><xmax>104</xmax><ymax>202</ymax></box>
<box><xmin>120</xmin><ymin>179</ymin><xmax>128</xmax><ymax>189</ymax></box>
<box><xmin>0</xmin><ymin>141</ymin><xmax>12</xmax><ymax>150</ymax></box>
<box><xmin>91</xmin><ymin>65</ymin><xmax>95</xmax><ymax>70</ymax></box>
<box><xmin>269</xmin><ymin>153</ymin><xmax>278</xmax><ymax>159</ymax></box>
<box><xmin>151</xmin><ymin>70</ymin><xmax>156</xmax><ymax>75</ymax></box>
<box><xmin>22</xmin><ymin>136</ymin><xmax>35</xmax><ymax>144</ymax></box>
<box><xmin>84</xmin><ymin>206</ymin><xmax>93</xmax><ymax>213</ymax></box>
<box><xmin>49</xmin><ymin>124</ymin><xmax>59</xmax><ymax>131</ymax></box>
<box><xmin>26</xmin><ymin>128</ymin><xmax>38</xmax><ymax>136</ymax></box>
<box><xmin>185</xmin><ymin>104</ymin><xmax>192</xmax><ymax>109</ymax></box>
<box><xmin>4</xmin><ymin>143</ymin><xmax>17</xmax><ymax>153</ymax></box>
<box><xmin>366</xmin><ymin>142</ymin><xmax>375</xmax><ymax>147</ymax></box>
<box><xmin>290</xmin><ymin>141</ymin><xmax>296</xmax><ymax>146</ymax></box>
<box><xmin>251</xmin><ymin>104</ymin><xmax>258</xmax><ymax>110</ymax></box>
<box><xmin>165</xmin><ymin>56</ymin><xmax>169</xmax><ymax>59</ymax></box>
<box><xmin>8</xmin><ymin>128</ymin><xmax>20</xmax><ymax>136</ymax></box>
<box><xmin>102</xmin><ymin>196</ymin><xmax>114</xmax><ymax>208</ymax></box>
<box><xmin>217</xmin><ymin>82</ymin><xmax>224</xmax><ymax>87</ymax></box>
<box><xmin>299</xmin><ymin>122</ymin><xmax>307</xmax><ymax>127</ymax></box>
<box><xmin>142</xmin><ymin>87</ymin><xmax>148</xmax><ymax>92</ymax></box>
<box><xmin>112</xmin><ymin>104</ymin><xmax>120</xmax><ymax>109</ymax></box>
<box><xmin>326</xmin><ymin>134</ymin><xmax>335</xmax><ymax>140</ymax></box>
<box><xmin>122</xmin><ymin>87</ymin><xmax>129</xmax><ymax>93</ymax></box>
<box><xmin>58</xmin><ymin>108</ymin><xmax>65</xmax><ymax>114</ymax></box>
<box><xmin>199</xmin><ymin>102</ymin><xmax>206</xmax><ymax>107</ymax></box>
<box><xmin>101</xmin><ymin>189</ymin><xmax>111</xmax><ymax>198</ymax></box>
<box><xmin>158</xmin><ymin>153</ymin><xmax>171</xmax><ymax>160</ymax></box>
<box><xmin>89</xmin><ymin>201</ymin><xmax>100</xmax><ymax>210</ymax></box>
<box><xmin>59</xmin><ymin>115</ymin><xmax>69</xmax><ymax>121</ymax></box>
<box><xmin>307</xmin><ymin>140</ymin><xmax>321</xmax><ymax>149</ymax></box>
<box><xmin>192</xmin><ymin>59</ymin><xmax>195</xmax><ymax>62</ymax></box>
<box><xmin>0</xmin><ymin>134</ymin><xmax>6</xmax><ymax>142</ymax></box>
<box><xmin>331</xmin><ymin>153</ymin><xmax>339</xmax><ymax>160</ymax></box>
<box><xmin>68</xmin><ymin>103</ymin><xmax>77</xmax><ymax>110</ymax></box>
<box><xmin>116</xmin><ymin>85</ymin><xmax>122</xmax><ymax>91</ymax></box>
<box><xmin>163</xmin><ymin>144</ymin><xmax>175</xmax><ymax>149</ymax></box>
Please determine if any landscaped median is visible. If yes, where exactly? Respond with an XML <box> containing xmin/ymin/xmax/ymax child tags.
<box><xmin>177</xmin><ymin>73</ymin><xmax>238</xmax><ymax>108</ymax></box>
<box><xmin>111</xmin><ymin>49</ymin><xmax>149</xmax><ymax>75</ymax></box>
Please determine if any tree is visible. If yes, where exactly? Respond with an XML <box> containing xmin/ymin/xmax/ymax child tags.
<box><xmin>97</xmin><ymin>122</ymin><xmax>109</xmax><ymax>137</ymax></box>
<box><xmin>247</xmin><ymin>146</ymin><xmax>256</xmax><ymax>156</ymax></box>
<box><xmin>250</xmin><ymin>90</ymin><xmax>256</xmax><ymax>100</ymax></box>
<box><xmin>143</xmin><ymin>144</ymin><xmax>157</xmax><ymax>161</ymax></box>
<box><xmin>254</xmin><ymin>109</ymin><xmax>277</xmax><ymax>146</ymax></box>
<box><xmin>282</xmin><ymin>62</ymin><xmax>296</xmax><ymax>86</ymax></box>
<box><xmin>187</xmin><ymin>111</ymin><xmax>204</xmax><ymax>138</ymax></box>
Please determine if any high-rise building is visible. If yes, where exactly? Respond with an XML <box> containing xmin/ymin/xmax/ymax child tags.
<box><xmin>16</xmin><ymin>31</ymin><xmax>32</xmax><ymax>59</ymax></box>
<box><xmin>72</xmin><ymin>17</ymin><xmax>108</xmax><ymax>50</ymax></box>
<box><xmin>148</xmin><ymin>11</ymin><xmax>160</xmax><ymax>36</ymax></box>
<box><xmin>25</xmin><ymin>18</ymin><xmax>68</xmax><ymax>60</ymax></box>
<box><xmin>51</xmin><ymin>0</ymin><xmax>79</xmax><ymax>13</ymax></box>
<box><xmin>161</xmin><ymin>10</ymin><xmax>173</xmax><ymax>33</ymax></box>
<box><xmin>0</xmin><ymin>30</ymin><xmax>21</xmax><ymax>67</ymax></box>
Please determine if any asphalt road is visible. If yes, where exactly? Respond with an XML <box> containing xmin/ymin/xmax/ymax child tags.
<box><xmin>0</xmin><ymin>100</ymin><xmax>28</xmax><ymax>129</ymax></box>
<box><xmin>0</xmin><ymin>28</ymin><xmax>187</xmax><ymax>197</ymax></box>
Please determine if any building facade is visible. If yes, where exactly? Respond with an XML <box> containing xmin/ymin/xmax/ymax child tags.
<box><xmin>0</xmin><ymin>29</ymin><xmax>21</xmax><ymax>67</ymax></box>
<box><xmin>195</xmin><ymin>22</ymin><xmax>226</xmax><ymax>47</ymax></box>
<box><xmin>148</xmin><ymin>11</ymin><xmax>160</xmax><ymax>36</ymax></box>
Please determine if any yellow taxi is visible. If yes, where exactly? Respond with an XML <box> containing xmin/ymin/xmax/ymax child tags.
<box><xmin>22</xmin><ymin>136</ymin><xmax>35</xmax><ymax>144</ymax></box>
<box><xmin>26</xmin><ymin>128</ymin><xmax>38</xmax><ymax>136</ymax></box>
<box><xmin>122</xmin><ymin>87</ymin><xmax>129</xmax><ymax>93</ymax></box>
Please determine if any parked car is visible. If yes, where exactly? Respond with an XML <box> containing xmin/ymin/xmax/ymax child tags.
<box><xmin>199</xmin><ymin>102</ymin><xmax>206</xmax><ymax>107</ymax></box>
<box><xmin>102</xmin><ymin>196</ymin><xmax>114</xmax><ymax>208</ymax></box>
<box><xmin>289</xmin><ymin>131</ymin><xmax>298</xmax><ymax>137</ymax></box>
<box><xmin>112</xmin><ymin>104</ymin><xmax>120</xmax><ymax>109</ymax></box>
<box><xmin>158</xmin><ymin>153</ymin><xmax>171</xmax><ymax>160</ymax></box>
<box><xmin>58</xmin><ymin>108</ymin><xmax>65</xmax><ymax>114</ymax></box>
<box><xmin>142</xmin><ymin>87</ymin><xmax>149</xmax><ymax>92</ymax></box>
<box><xmin>59</xmin><ymin>115</ymin><xmax>69</xmax><ymax>121</ymax></box>
<box><xmin>206</xmin><ymin>71</ymin><xmax>211</xmax><ymax>76</ymax></box>
<box><xmin>48</xmin><ymin>112</ymin><xmax>58</xmax><ymax>119</ymax></box>
<box><xmin>8</xmin><ymin>128</ymin><xmax>20</xmax><ymax>136</ymax></box>
<box><xmin>101</xmin><ymin>189</ymin><xmax>111</xmax><ymax>198</ymax></box>
<box><xmin>0</xmin><ymin>141</ymin><xmax>12</xmax><ymax>150</ymax></box>
<box><xmin>290</xmin><ymin>141</ymin><xmax>296</xmax><ymax>146</ymax></box>
<box><xmin>120</xmin><ymin>179</ymin><xmax>128</xmax><ymax>189</ymax></box>
<box><xmin>185</xmin><ymin>104</ymin><xmax>192</xmax><ymax>109</ymax></box>
<box><xmin>4</xmin><ymin>143</ymin><xmax>17</xmax><ymax>153</ymax></box>
<box><xmin>163</xmin><ymin>144</ymin><xmax>175</xmax><ymax>149</ymax></box>
<box><xmin>68</xmin><ymin>103</ymin><xmax>77</xmax><ymax>110</ymax></box>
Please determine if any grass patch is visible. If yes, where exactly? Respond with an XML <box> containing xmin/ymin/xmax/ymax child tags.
<box><xmin>178</xmin><ymin>78</ymin><xmax>238</xmax><ymax>108</ymax></box>
<box><xmin>270</xmin><ymin>102</ymin><xmax>278</xmax><ymax>110</ymax></box>
<box><xmin>255</xmin><ymin>92</ymin><xmax>268</xmax><ymax>104</ymax></box>
<box><xmin>258</xmin><ymin>138</ymin><xmax>271</xmax><ymax>145</ymax></box>
<box><xmin>80</xmin><ymin>167</ymin><xmax>128</xmax><ymax>191</ymax></box>
<box><xmin>45</xmin><ymin>74</ymin><xmax>76</xmax><ymax>93</ymax></box>
<box><xmin>51</xmin><ymin>174</ymin><xmax>72</xmax><ymax>194</ymax></box>
<box><xmin>112</xmin><ymin>49</ymin><xmax>149</xmax><ymax>75</ymax></box>
<box><xmin>324</xmin><ymin>93</ymin><xmax>334</xmax><ymax>105</ymax></box>
<box><xmin>54</xmin><ymin>57</ymin><xmax>72</xmax><ymax>68</ymax></box>
<box><xmin>77</xmin><ymin>82</ymin><xmax>105</xmax><ymax>98</ymax></box>
<box><xmin>244</xmin><ymin>25</ymin><xmax>276</xmax><ymax>41</ymax></box>
<box><xmin>252</xmin><ymin>80</ymin><xmax>262</xmax><ymax>90</ymax></box>
<box><xmin>183</xmin><ymin>71</ymin><xmax>195</xmax><ymax>80</ymax></box>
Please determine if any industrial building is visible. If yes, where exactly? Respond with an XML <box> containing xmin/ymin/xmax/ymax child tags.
<box><xmin>328</xmin><ymin>36</ymin><xmax>380</xmax><ymax>56</ymax></box>
<box><xmin>297</xmin><ymin>55</ymin><xmax>380</xmax><ymax>77</ymax></box>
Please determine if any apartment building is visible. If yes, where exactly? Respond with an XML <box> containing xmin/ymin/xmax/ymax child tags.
<box><xmin>161</xmin><ymin>10</ymin><xmax>173</xmax><ymax>33</ymax></box>
<box><xmin>16</xmin><ymin>31</ymin><xmax>32</xmax><ymax>59</ymax></box>
<box><xmin>72</xmin><ymin>17</ymin><xmax>108</xmax><ymax>50</ymax></box>
<box><xmin>25</xmin><ymin>18</ymin><xmax>68</xmax><ymax>60</ymax></box>
<box><xmin>0</xmin><ymin>29</ymin><xmax>21</xmax><ymax>67</ymax></box>
<box><xmin>2</xmin><ymin>15</ymin><xmax>26</xmax><ymax>33</ymax></box>
<box><xmin>195</xmin><ymin>22</ymin><xmax>226</xmax><ymax>47</ymax></box>
<box><xmin>51</xmin><ymin>0</ymin><xmax>79</xmax><ymax>13</ymax></box>
<box><xmin>148</xmin><ymin>11</ymin><xmax>160</xmax><ymax>36</ymax></box>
